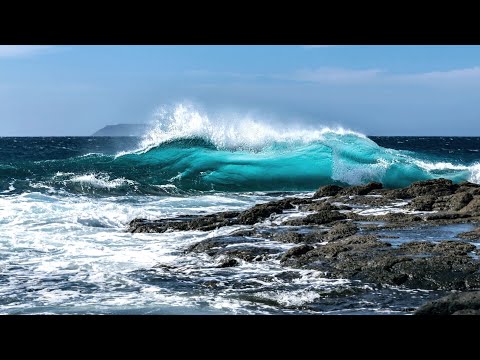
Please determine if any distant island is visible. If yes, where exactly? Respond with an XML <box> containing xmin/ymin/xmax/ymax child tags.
<box><xmin>92</xmin><ymin>124</ymin><xmax>149</xmax><ymax>137</ymax></box>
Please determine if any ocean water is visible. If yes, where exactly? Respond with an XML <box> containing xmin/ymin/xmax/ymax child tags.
<box><xmin>1</xmin><ymin>105</ymin><xmax>479</xmax><ymax>314</ymax></box>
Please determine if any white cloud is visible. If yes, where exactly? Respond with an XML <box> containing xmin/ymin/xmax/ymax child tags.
<box><xmin>291</xmin><ymin>67</ymin><xmax>384</xmax><ymax>83</ymax></box>
<box><xmin>398</xmin><ymin>66</ymin><xmax>480</xmax><ymax>83</ymax></box>
<box><xmin>0</xmin><ymin>45</ymin><xmax>55</xmax><ymax>58</ymax></box>
<box><xmin>288</xmin><ymin>66</ymin><xmax>480</xmax><ymax>86</ymax></box>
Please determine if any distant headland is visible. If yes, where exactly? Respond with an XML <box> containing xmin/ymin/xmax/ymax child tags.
<box><xmin>92</xmin><ymin>124</ymin><xmax>149</xmax><ymax>136</ymax></box>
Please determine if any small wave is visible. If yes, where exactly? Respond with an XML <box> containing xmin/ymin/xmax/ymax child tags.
<box><xmin>70</xmin><ymin>174</ymin><xmax>135</xmax><ymax>189</ymax></box>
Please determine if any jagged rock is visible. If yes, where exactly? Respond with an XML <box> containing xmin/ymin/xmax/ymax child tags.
<box><xmin>283</xmin><ymin>210</ymin><xmax>346</xmax><ymax>226</ymax></box>
<box><xmin>325</xmin><ymin>222</ymin><xmax>358</xmax><ymax>241</ymax></box>
<box><xmin>457</xmin><ymin>227</ymin><xmax>480</xmax><ymax>241</ymax></box>
<box><xmin>432</xmin><ymin>192</ymin><xmax>473</xmax><ymax>212</ymax></box>
<box><xmin>313</xmin><ymin>185</ymin><xmax>343</xmax><ymax>198</ymax></box>
<box><xmin>280</xmin><ymin>244</ymin><xmax>314</xmax><ymax>262</ymax></box>
<box><xmin>459</xmin><ymin>196</ymin><xmax>480</xmax><ymax>216</ymax></box>
<box><xmin>281</xmin><ymin>235</ymin><xmax>480</xmax><ymax>291</ymax></box>
<box><xmin>415</xmin><ymin>291</ymin><xmax>480</xmax><ymax>315</ymax></box>
<box><xmin>408</xmin><ymin>196</ymin><xmax>437</xmax><ymax>211</ymax></box>
<box><xmin>388</xmin><ymin>178</ymin><xmax>458</xmax><ymax>199</ymax></box>
<box><xmin>237</xmin><ymin>199</ymin><xmax>294</xmax><ymax>225</ymax></box>
<box><xmin>338</xmin><ymin>182</ymin><xmax>383</xmax><ymax>196</ymax></box>
<box><xmin>217</xmin><ymin>259</ymin><xmax>239</xmax><ymax>268</ymax></box>
<box><xmin>302</xmin><ymin>202</ymin><xmax>341</xmax><ymax>212</ymax></box>
<box><xmin>129</xmin><ymin>212</ymin><xmax>240</xmax><ymax>233</ymax></box>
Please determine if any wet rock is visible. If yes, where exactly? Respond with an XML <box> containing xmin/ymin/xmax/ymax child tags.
<box><xmin>272</xmin><ymin>232</ymin><xmax>304</xmax><ymax>243</ymax></box>
<box><xmin>406</xmin><ymin>178</ymin><xmax>458</xmax><ymax>198</ymax></box>
<box><xmin>282</xmin><ymin>235</ymin><xmax>480</xmax><ymax>291</ymax></box>
<box><xmin>432</xmin><ymin>192</ymin><xmax>473</xmax><ymax>212</ymax></box>
<box><xmin>408</xmin><ymin>196</ymin><xmax>437</xmax><ymax>211</ymax></box>
<box><xmin>186</xmin><ymin>236</ymin><xmax>258</xmax><ymax>255</ymax></box>
<box><xmin>377</xmin><ymin>213</ymin><xmax>423</xmax><ymax>223</ymax></box>
<box><xmin>458</xmin><ymin>227</ymin><xmax>480</xmax><ymax>241</ymax></box>
<box><xmin>281</xmin><ymin>244</ymin><xmax>315</xmax><ymax>262</ymax></box>
<box><xmin>283</xmin><ymin>210</ymin><xmax>346</xmax><ymax>226</ymax></box>
<box><xmin>456</xmin><ymin>181</ymin><xmax>480</xmax><ymax>195</ymax></box>
<box><xmin>341</xmin><ymin>195</ymin><xmax>394</xmax><ymax>207</ymax></box>
<box><xmin>129</xmin><ymin>212</ymin><xmax>240</xmax><ymax>233</ymax></box>
<box><xmin>217</xmin><ymin>246</ymin><xmax>281</xmax><ymax>262</ymax></box>
<box><xmin>388</xmin><ymin>178</ymin><xmax>458</xmax><ymax>199</ymax></box>
<box><xmin>237</xmin><ymin>199</ymin><xmax>294</xmax><ymax>225</ymax></box>
<box><xmin>217</xmin><ymin>258</ymin><xmax>239</xmax><ymax>268</ymax></box>
<box><xmin>399</xmin><ymin>241</ymin><xmax>476</xmax><ymax>256</ymax></box>
<box><xmin>338</xmin><ymin>182</ymin><xmax>383</xmax><ymax>196</ymax></box>
<box><xmin>302</xmin><ymin>202</ymin><xmax>341</xmax><ymax>212</ymax></box>
<box><xmin>273</xmin><ymin>231</ymin><xmax>324</xmax><ymax>244</ymax></box>
<box><xmin>325</xmin><ymin>222</ymin><xmax>358</xmax><ymax>241</ymax></box>
<box><xmin>425</xmin><ymin>213</ymin><xmax>471</xmax><ymax>221</ymax></box>
<box><xmin>434</xmin><ymin>241</ymin><xmax>476</xmax><ymax>255</ymax></box>
<box><xmin>313</xmin><ymin>185</ymin><xmax>343</xmax><ymax>198</ymax></box>
<box><xmin>453</xmin><ymin>309</ymin><xmax>480</xmax><ymax>315</ymax></box>
<box><xmin>415</xmin><ymin>291</ymin><xmax>480</xmax><ymax>315</ymax></box>
<box><xmin>459</xmin><ymin>196</ymin><xmax>480</xmax><ymax>216</ymax></box>
<box><xmin>398</xmin><ymin>241</ymin><xmax>435</xmax><ymax>254</ymax></box>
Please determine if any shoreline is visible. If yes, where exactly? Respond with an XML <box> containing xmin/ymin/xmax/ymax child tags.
<box><xmin>129</xmin><ymin>178</ymin><xmax>480</xmax><ymax>315</ymax></box>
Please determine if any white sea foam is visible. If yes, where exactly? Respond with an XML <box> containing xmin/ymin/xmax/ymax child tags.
<box><xmin>414</xmin><ymin>160</ymin><xmax>480</xmax><ymax>184</ymax></box>
<box><xmin>116</xmin><ymin>102</ymin><xmax>366</xmax><ymax>156</ymax></box>
<box><xmin>70</xmin><ymin>173</ymin><xmax>135</xmax><ymax>189</ymax></box>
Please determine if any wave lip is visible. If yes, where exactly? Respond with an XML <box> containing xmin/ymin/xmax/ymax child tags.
<box><xmin>117</xmin><ymin>103</ymin><xmax>367</xmax><ymax>156</ymax></box>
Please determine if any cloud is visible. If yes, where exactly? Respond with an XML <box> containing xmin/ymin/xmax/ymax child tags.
<box><xmin>398</xmin><ymin>66</ymin><xmax>480</xmax><ymax>83</ymax></box>
<box><xmin>290</xmin><ymin>67</ymin><xmax>384</xmax><ymax>83</ymax></box>
<box><xmin>0</xmin><ymin>45</ymin><xmax>55</xmax><ymax>58</ymax></box>
<box><xmin>288</xmin><ymin>66</ymin><xmax>480</xmax><ymax>86</ymax></box>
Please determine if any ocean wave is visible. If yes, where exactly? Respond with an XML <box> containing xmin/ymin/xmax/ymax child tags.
<box><xmin>117</xmin><ymin>103</ymin><xmax>366</xmax><ymax>156</ymax></box>
<box><xmin>1</xmin><ymin>104</ymin><xmax>479</xmax><ymax>195</ymax></box>
<box><xmin>69</xmin><ymin>173</ymin><xmax>135</xmax><ymax>189</ymax></box>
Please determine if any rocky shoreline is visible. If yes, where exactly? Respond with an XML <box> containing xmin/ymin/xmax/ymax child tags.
<box><xmin>129</xmin><ymin>178</ymin><xmax>480</xmax><ymax>315</ymax></box>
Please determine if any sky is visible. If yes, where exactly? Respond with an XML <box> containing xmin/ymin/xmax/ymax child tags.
<box><xmin>1</xmin><ymin>45</ymin><xmax>480</xmax><ymax>136</ymax></box>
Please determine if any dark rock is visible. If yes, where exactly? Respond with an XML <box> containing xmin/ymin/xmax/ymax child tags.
<box><xmin>217</xmin><ymin>247</ymin><xmax>281</xmax><ymax>262</ymax></box>
<box><xmin>415</xmin><ymin>291</ymin><xmax>480</xmax><ymax>315</ymax></box>
<box><xmin>399</xmin><ymin>241</ymin><xmax>475</xmax><ymax>256</ymax></box>
<box><xmin>407</xmin><ymin>178</ymin><xmax>458</xmax><ymax>198</ymax></box>
<box><xmin>408</xmin><ymin>196</ymin><xmax>437</xmax><ymax>211</ymax></box>
<box><xmin>459</xmin><ymin>196</ymin><xmax>480</xmax><ymax>216</ymax></box>
<box><xmin>456</xmin><ymin>181</ymin><xmax>480</xmax><ymax>195</ymax></box>
<box><xmin>433</xmin><ymin>241</ymin><xmax>476</xmax><ymax>255</ymax></box>
<box><xmin>425</xmin><ymin>213</ymin><xmax>471</xmax><ymax>221</ymax></box>
<box><xmin>432</xmin><ymin>192</ymin><xmax>473</xmax><ymax>212</ymax></box>
<box><xmin>283</xmin><ymin>210</ymin><xmax>346</xmax><ymax>226</ymax></box>
<box><xmin>340</xmin><ymin>195</ymin><xmax>394</xmax><ymax>207</ymax></box>
<box><xmin>302</xmin><ymin>202</ymin><xmax>341</xmax><ymax>212</ymax></box>
<box><xmin>273</xmin><ymin>232</ymin><xmax>304</xmax><ymax>243</ymax></box>
<box><xmin>281</xmin><ymin>244</ymin><xmax>314</xmax><ymax>262</ymax></box>
<box><xmin>217</xmin><ymin>259</ymin><xmax>239</xmax><ymax>268</ymax></box>
<box><xmin>313</xmin><ymin>185</ymin><xmax>343</xmax><ymax>198</ymax></box>
<box><xmin>282</xmin><ymin>235</ymin><xmax>480</xmax><ymax>291</ymax></box>
<box><xmin>338</xmin><ymin>182</ymin><xmax>383</xmax><ymax>196</ymax></box>
<box><xmin>388</xmin><ymin>179</ymin><xmax>458</xmax><ymax>200</ymax></box>
<box><xmin>398</xmin><ymin>241</ymin><xmax>435</xmax><ymax>254</ymax></box>
<box><xmin>237</xmin><ymin>199</ymin><xmax>294</xmax><ymax>225</ymax></box>
<box><xmin>452</xmin><ymin>309</ymin><xmax>480</xmax><ymax>315</ymax></box>
<box><xmin>186</xmin><ymin>236</ymin><xmax>257</xmax><ymax>255</ymax></box>
<box><xmin>325</xmin><ymin>222</ymin><xmax>358</xmax><ymax>241</ymax></box>
<box><xmin>449</xmin><ymin>192</ymin><xmax>474</xmax><ymax>211</ymax></box>
<box><xmin>129</xmin><ymin>212</ymin><xmax>240</xmax><ymax>233</ymax></box>
<box><xmin>458</xmin><ymin>227</ymin><xmax>480</xmax><ymax>241</ymax></box>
